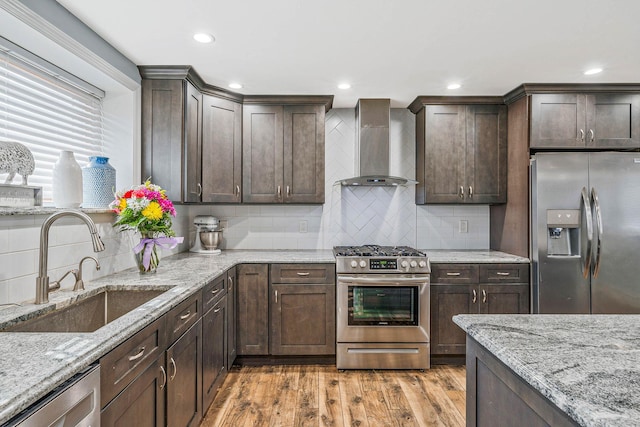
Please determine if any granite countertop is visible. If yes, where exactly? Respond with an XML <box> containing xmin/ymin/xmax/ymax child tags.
<box><xmin>0</xmin><ymin>249</ymin><xmax>334</xmax><ymax>424</ymax></box>
<box><xmin>453</xmin><ymin>314</ymin><xmax>640</xmax><ymax>427</ymax></box>
<box><xmin>425</xmin><ymin>249</ymin><xmax>529</xmax><ymax>264</ymax></box>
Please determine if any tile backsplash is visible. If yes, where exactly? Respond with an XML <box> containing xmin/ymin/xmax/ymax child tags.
<box><xmin>0</xmin><ymin>107</ymin><xmax>489</xmax><ymax>304</ymax></box>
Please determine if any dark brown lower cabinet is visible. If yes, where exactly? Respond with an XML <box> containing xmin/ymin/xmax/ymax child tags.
<box><xmin>202</xmin><ymin>295</ymin><xmax>227</xmax><ymax>412</ymax></box>
<box><xmin>226</xmin><ymin>267</ymin><xmax>237</xmax><ymax>368</ymax></box>
<box><xmin>466</xmin><ymin>337</ymin><xmax>578</xmax><ymax>426</ymax></box>
<box><xmin>237</xmin><ymin>264</ymin><xmax>269</xmax><ymax>355</ymax></box>
<box><xmin>270</xmin><ymin>283</ymin><xmax>335</xmax><ymax>355</ymax></box>
<box><xmin>166</xmin><ymin>318</ymin><xmax>202</xmax><ymax>427</ymax></box>
<box><xmin>101</xmin><ymin>353</ymin><xmax>166</xmax><ymax>427</ymax></box>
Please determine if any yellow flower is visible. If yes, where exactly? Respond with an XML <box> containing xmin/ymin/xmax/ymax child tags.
<box><xmin>118</xmin><ymin>198</ymin><xmax>127</xmax><ymax>211</ymax></box>
<box><xmin>142</xmin><ymin>201</ymin><xmax>163</xmax><ymax>221</ymax></box>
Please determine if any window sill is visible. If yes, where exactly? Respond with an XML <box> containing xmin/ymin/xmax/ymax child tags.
<box><xmin>0</xmin><ymin>207</ymin><xmax>114</xmax><ymax>216</ymax></box>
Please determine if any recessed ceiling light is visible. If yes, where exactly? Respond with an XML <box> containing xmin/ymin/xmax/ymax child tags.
<box><xmin>584</xmin><ymin>68</ymin><xmax>603</xmax><ymax>75</ymax></box>
<box><xmin>228</xmin><ymin>83</ymin><xmax>243</xmax><ymax>89</ymax></box>
<box><xmin>447</xmin><ymin>83</ymin><xmax>462</xmax><ymax>90</ymax></box>
<box><xmin>338</xmin><ymin>83</ymin><xmax>351</xmax><ymax>90</ymax></box>
<box><xmin>193</xmin><ymin>33</ymin><xmax>215</xmax><ymax>43</ymax></box>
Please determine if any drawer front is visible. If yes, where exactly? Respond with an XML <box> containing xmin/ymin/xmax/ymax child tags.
<box><xmin>480</xmin><ymin>264</ymin><xmax>530</xmax><ymax>283</ymax></box>
<box><xmin>431</xmin><ymin>264</ymin><xmax>479</xmax><ymax>284</ymax></box>
<box><xmin>202</xmin><ymin>274</ymin><xmax>226</xmax><ymax>313</ymax></box>
<box><xmin>270</xmin><ymin>263</ymin><xmax>336</xmax><ymax>284</ymax></box>
<box><xmin>167</xmin><ymin>293</ymin><xmax>200</xmax><ymax>345</ymax></box>
<box><xmin>100</xmin><ymin>315</ymin><xmax>166</xmax><ymax>408</ymax></box>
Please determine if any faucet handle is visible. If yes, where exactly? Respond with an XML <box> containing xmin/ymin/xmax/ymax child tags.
<box><xmin>50</xmin><ymin>269</ymin><xmax>79</xmax><ymax>291</ymax></box>
<box><xmin>75</xmin><ymin>256</ymin><xmax>101</xmax><ymax>291</ymax></box>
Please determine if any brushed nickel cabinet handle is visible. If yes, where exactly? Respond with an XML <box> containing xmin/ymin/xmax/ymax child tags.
<box><xmin>277</xmin><ymin>185</ymin><xmax>282</xmax><ymax>199</ymax></box>
<box><xmin>228</xmin><ymin>276</ymin><xmax>233</xmax><ymax>290</ymax></box>
<box><xmin>297</xmin><ymin>272</ymin><xmax>310</xmax><ymax>276</ymax></box>
<box><xmin>275</xmin><ymin>290</ymin><xmax>278</xmax><ymax>303</ymax></box>
<box><xmin>213</xmin><ymin>305</ymin><xmax>222</xmax><ymax>313</ymax></box>
<box><xmin>197</xmin><ymin>183</ymin><xmax>202</xmax><ymax>196</ymax></box>
<box><xmin>578</xmin><ymin>129</ymin><xmax>585</xmax><ymax>142</ymax></box>
<box><xmin>236</xmin><ymin>185</ymin><xmax>240</xmax><ymax>199</ymax></box>
<box><xmin>468</xmin><ymin>186</ymin><xmax>473</xmax><ymax>198</ymax></box>
<box><xmin>459</xmin><ymin>186</ymin><xmax>464</xmax><ymax>199</ymax></box>
<box><xmin>446</xmin><ymin>272</ymin><xmax>462</xmax><ymax>276</ymax></box>
<box><xmin>128</xmin><ymin>346</ymin><xmax>146</xmax><ymax>362</ymax></box>
<box><xmin>179</xmin><ymin>310</ymin><xmax>191</xmax><ymax>320</ymax></box>
<box><xmin>211</xmin><ymin>288</ymin><xmax>220</xmax><ymax>295</ymax></box>
<box><xmin>482</xmin><ymin>289</ymin><xmax>487</xmax><ymax>303</ymax></box>
<box><xmin>496</xmin><ymin>272</ymin><xmax>510</xmax><ymax>276</ymax></box>
<box><xmin>472</xmin><ymin>289</ymin><xmax>477</xmax><ymax>303</ymax></box>
<box><xmin>589</xmin><ymin>129</ymin><xmax>595</xmax><ymax>142</ymax></box>
<box><xmin>286</xmin><ymin>185</ymin><xmax>291</xmax><ymax>198</ymax></box>
<box><xmin>169</xmin><ymin>357</ymin><xmax>177</xmax><ymax>381</ymax></box>
<box><xmin>159</xmin><ymin>366</ymin><xmax>167</xmax><ymax>389</ymax></box>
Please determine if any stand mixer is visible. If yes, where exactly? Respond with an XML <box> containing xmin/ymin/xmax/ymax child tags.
<box><xmin>190</xmin><ymin>215</ymin><xmax>223</xmax><ymax>254</ymax></box>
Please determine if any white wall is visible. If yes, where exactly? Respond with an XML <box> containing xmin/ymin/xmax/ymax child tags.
<box><xmin>181</xmin><ymin>108</ymin><xmax>490</xmax><ymax>251</ymax></box>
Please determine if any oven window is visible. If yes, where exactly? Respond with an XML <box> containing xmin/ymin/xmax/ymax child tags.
<box><xmin>348</xmin><ymin>286</ymin><xmax>419</xmax><ymax>326</ymax></box>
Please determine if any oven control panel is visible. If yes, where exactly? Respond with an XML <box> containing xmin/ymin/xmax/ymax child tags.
<box><xmin>337</xmin><ymin>257</ymin><xmax>430</xmax><ymax>274</ymax></box>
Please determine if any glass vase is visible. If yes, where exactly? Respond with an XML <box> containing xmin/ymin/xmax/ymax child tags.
<box><xmin>135</xmin><ymin>234</ymin><xmax>160</xmax><ymax>274</ymax></box>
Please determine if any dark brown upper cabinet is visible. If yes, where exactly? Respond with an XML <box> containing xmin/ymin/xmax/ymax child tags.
<box><xmin>530</xmin><ymin>92</ymin><xmax>640</xmax><ymax>149</ymax></box>
<box><xmin>242</xmin><ymin>97</ymin><xmax>331</xmax><ymax>204</ymax></box>
<box><xmin>410</xmin><ymin>97</ymin><xmax>507</xmax><ymax>205</ymax></box>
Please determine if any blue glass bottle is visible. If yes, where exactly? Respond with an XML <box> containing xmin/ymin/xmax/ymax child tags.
<box><xmin>82</xmin><ymin>156</ymin><xmax>116</xmax><ymax>208</ymax></box>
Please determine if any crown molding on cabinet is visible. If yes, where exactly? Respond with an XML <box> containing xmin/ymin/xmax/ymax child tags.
<box><xmin>407</xmin><ymin>96</ymin><xmax>505</xmax><ymax>114</ymax></box>
<box><xmin>503</xmin><ymin>83</ymin><xmax>640</xmax><ymax>105</ymax></box>
<box><xmin>243</xmin><ymin>95</ymin><xmax>334</xmax><ymax>112</ymax></box>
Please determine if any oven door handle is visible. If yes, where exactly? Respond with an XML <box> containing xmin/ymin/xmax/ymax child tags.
<box><xmin>338</xmin><ymin>275</ymin><xmax>429</xmax><ymax>286</ymax></box>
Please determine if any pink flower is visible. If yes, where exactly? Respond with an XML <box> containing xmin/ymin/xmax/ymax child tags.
<box><xmin>132</xmin><ymin>190</ymin><xmax>146</xmax><ymax>198</ymax></box>
<box><xmin>158</xmin><ymin>198</ymin><xmax>176</xmax><ymax>216</ymax></box>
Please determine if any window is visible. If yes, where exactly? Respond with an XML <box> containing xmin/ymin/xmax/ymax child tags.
<box><xmin>0</xmin><ymin>40</ymin><xmax>104</xmax><ymax>204</ymax></box>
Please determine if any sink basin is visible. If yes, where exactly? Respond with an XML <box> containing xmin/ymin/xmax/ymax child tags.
<box><xmin>2</xmin><ymin>289</ymin><xmax>167</xmax><ymax>333</ymax></box>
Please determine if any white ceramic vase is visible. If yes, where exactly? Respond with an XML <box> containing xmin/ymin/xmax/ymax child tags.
<box><xmin>52</xmin><ymin>150</ymin><xmax>83</xmax><ymax>208</ymax></box>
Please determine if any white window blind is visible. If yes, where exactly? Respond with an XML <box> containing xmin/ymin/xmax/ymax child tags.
<box><xmin>0</xmin><ymin>47</ymin><xmax>104</xmax><ymax>204</ymax></box>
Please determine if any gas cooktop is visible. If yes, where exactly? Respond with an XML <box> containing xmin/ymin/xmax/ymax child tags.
<box><xmin>333</xmin><ymin>245</ymin><xmax>426</xmax><ymax>257</ymax></box>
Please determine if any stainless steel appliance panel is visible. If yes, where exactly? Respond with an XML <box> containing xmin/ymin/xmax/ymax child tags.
<box><xmin>336</xmin><ymin>343</ymin><xmax>430</xmax><ymax>370</ymax></box>
<box><xmin>588</xmin><ymin>153</ymin><xmax>640</xmax><ymax>313</ymax></box>
<box><xmin>531</xmin><ymin>152</ymin><xmax>590</xmax><ymax>313</ymax></box>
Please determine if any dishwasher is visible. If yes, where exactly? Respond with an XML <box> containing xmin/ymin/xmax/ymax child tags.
<box><xmin>6</xmin><ymin>365</ymin><xmax>100</xmax><ymax>427</ymax></box>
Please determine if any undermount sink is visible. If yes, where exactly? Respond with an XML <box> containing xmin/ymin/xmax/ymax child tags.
<box><xmin>2</xmin><ymin>289</ymin><xmax>167</xmax><ymax>333</ymax></box>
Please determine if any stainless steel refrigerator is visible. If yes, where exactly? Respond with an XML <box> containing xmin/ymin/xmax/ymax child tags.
<box><xmin>531</xmin><ymin>152</ymin><xmax>640</xmax><ymax>314</ymax></box>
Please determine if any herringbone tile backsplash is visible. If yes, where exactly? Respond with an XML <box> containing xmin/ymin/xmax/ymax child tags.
<box><xmin>185</xmin><ymin>108</ymin><xmax>489</xmax><ymax>250</ymax></box>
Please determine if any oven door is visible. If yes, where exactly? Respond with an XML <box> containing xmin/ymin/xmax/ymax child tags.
<box><xmin>336</xmin><ymin>274</ymin><xmax>430</xmax><ymax>343</ymax></box>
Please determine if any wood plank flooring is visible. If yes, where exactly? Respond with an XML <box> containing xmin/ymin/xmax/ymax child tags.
<box><xmin>202</xmin><ymin>365</ymin><xmax>466</xmax><ymax>427</ymax></box>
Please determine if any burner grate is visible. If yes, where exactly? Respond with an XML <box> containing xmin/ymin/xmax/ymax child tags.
<box><xmin>333</xmin><ymin>245</ymin><xmax>425</xmax><ymax>257</ymax></box>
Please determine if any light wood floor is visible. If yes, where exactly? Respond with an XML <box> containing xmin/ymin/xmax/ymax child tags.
<box><xmin>202</xmin><ymin>364</ymin><xmax>466</xmax><ymax>427</ymax></box>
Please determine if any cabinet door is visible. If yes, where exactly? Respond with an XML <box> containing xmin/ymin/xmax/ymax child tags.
<box><xmin>101</xmin><ymin>354</ymin><xmax>166</xmax><ymax>427</ymax></box>
<box><xmin>141</xmin><ymin>79</ymin><xmax>185</xmax><ymax>201</ymax></box>
<box><xmin>202</xmin><ymin>296</ymin><xmax>227</xmax><ymax>412</ymax></box>
<box><xmin>270</xmin><ymin>284</ymin><xmax>336</xmax><ymax>355</ymax></box>
<box><xmin>184</xmin><ymin>81</ymin><xmax>203</xmax><ymax>203</ymax></box>
<box><xmin>430</xmin><ymin>284</ymin><xmax>475</xmax><ymax>355</ymax></box>
<box><xmin>479</xmin><ymin>284</ymin><xmax>529</xmax><ymax>314</ymax></box>
<box><xmin>237</xmin><ymin>264</ymin><xmax>269</xmax><ymax>355</ymax></box>
<box><xmin>202</xmin><ymin>95</ymin><xmax>242</xmax><ymax>202</ymax></box>
<box><xmin>166</xmin><ymin>319</ymin><xmax>202</xmax><ymax>427</ymax></box>
<box><xmin>283</xmin><ymin>105</ymin><xmax>325</xmax><ymax>203</ymax></box>
<box><xmin>242</xmin><ymin>105</ymin><xmax>284</xmax><ymax>203</ymax></box>
<box><xmin>420</xmin><ymin>105</ymin><xmax>466</xmax><ymax>203</ymax></box>
<box><xmin>586</xmin><ymin>93</ymin><xmax>640</xmax><ymax>148</ymax></box>
<box><xmin>530</xmin><ymin>94</ymin><xmax>586</xmax><ymax>148</ymax></box>
<box><xmin>466</xmin><ymin>105</ymin><xmax>507</xmax><ymax>204</ymax></box>
<box><xmin>226</xmin><ymin>267</ymin><xmax>237</xmax><ymax>368</ymax></box>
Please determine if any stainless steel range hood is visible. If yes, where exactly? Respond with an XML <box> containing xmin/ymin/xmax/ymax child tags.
<box><xmin>337</xmin><ymin>98</ymin><xmax>417</xmax><ymax>187</ymax></box>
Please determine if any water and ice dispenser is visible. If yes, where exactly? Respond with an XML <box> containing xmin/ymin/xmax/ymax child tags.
<box><xmin>546</xmin><ymin>210</ymin><xmax>580</xmax><ymax>256</ymax></box>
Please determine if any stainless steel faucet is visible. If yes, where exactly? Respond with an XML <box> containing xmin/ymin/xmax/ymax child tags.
<box><xmin>36</xmin><ymin>210</ymin><xmax>106</xmax><ymax>304</ymax></box>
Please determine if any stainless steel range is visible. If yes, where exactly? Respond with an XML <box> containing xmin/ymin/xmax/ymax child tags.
<box><xmin>334</xmin><ymin>245</ymin><xmax>430</xmax><ymax>370</ymax></box>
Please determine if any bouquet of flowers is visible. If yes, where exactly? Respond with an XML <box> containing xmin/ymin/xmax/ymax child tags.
<box><xmin>110</xmin><ymin>180</ymin><xmax>183</xmax><ymax>273</ymax></box>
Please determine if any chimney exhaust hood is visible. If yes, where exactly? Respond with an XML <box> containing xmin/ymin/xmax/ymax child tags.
<box><xmin>337</xmin><ymin>98</ymin><xmax>417</xmax><ymax>187</ymax></box>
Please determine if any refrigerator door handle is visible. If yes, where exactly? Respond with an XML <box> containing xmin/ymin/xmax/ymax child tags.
<box><xmin>591</xmin><ymin>187</ymin><xmax>603</xmax><ymax>278</ymax></box>
<box><xmin>580</xmin><ymin>187</ymin><xmax>594</xmax><ymax>279</ymax></box>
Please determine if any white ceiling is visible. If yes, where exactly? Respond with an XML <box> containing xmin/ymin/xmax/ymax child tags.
<box><xmin>58</xmin><ymin>0</ymin><xmax>640</xmax><ymax>108</ymax></box>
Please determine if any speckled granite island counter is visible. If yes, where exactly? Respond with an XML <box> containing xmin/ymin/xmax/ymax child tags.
<box><xmin>454</xmin><ymin>314</ymin><xmax>640</xmax><ymax>427</ymax></box>
<box><xmin>0</xmin><ymin>250</ymin><xmax>334</xmax><ymax>425</ymax></box>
